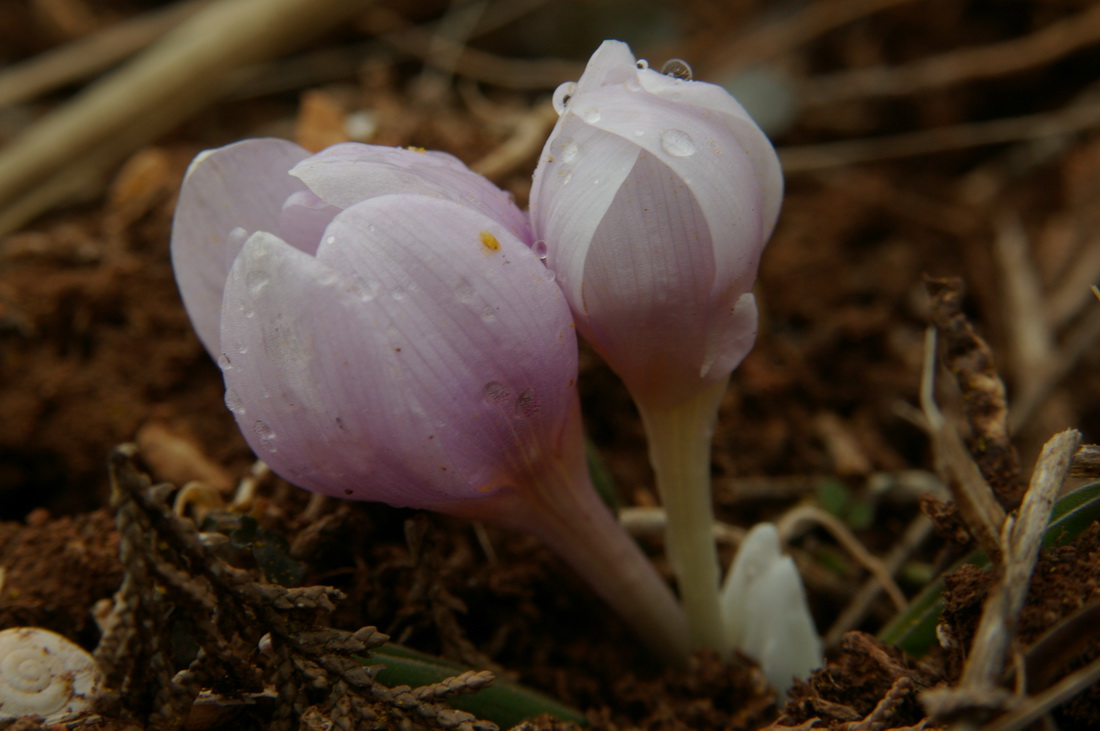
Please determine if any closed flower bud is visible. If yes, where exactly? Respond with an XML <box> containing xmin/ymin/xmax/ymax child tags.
<box><xmin>530</xmin><ymin>41</ymin><xmax>784</xmax><ymax>650</ymax></box>
<box><xmin>171</xmin><ymin>140</ymin><xmax>689</xmax><ymax>664</ymax></box>
<box><xmin>530</xmin><ymin>39</ymin><xmax>782</xmax><ymax>407</ymax></box>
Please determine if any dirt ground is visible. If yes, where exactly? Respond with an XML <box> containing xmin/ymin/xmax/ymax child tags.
<box><xmin>2</xmin><ymin>0</ymin><xmax>1100</xmax><ymax>729</ymax></box>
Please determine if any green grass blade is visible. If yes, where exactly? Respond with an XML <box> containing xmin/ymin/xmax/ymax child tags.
<box><xmin>363</xmin><ymin>643</ymin><xmax>586</xmax><ymax>728</ymax></box>
<box><xmin>878</xmin><ymin>481</ymin><xmax>1100</xmax><ymax>656</ymax></box>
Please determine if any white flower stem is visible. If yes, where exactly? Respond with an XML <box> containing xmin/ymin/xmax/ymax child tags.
<box><xmin>452</xmin><ymin>398</ymin><xmax>692</xmax><ymax>667</ymax></box>
<box><xmin>635</xmin><ymin>377</ymin><xmax>730</xmax><ymax>651</ymax></box>
<box><xmin>524</xmin><ymin>460</ymin><xmax>692</xmax><ymax>667</ymax></box>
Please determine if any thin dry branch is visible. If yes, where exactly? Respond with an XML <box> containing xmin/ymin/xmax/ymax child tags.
<box><xmin>919</xmin><ymin>327</ymin><xmax>1006</xmax><ymax>560</ymax></box>
<box><xmin>779</xmin><ymin>98</ymin><xmax>1100</xmax><ymax>173</ymax></box>
<box><xmin>925</xmin><ymin>277</ymin><xmax>1021</xmax><ymax>508</ymax></box>
<box><xmin>801</xmin><ymin>3</ymin><xmax>1100</xmax><ymax>106</ymax></box>
<box><xmin>0</xmin><ymin>0</ymin><xmax>211</xmax><ymax>109</ymax></box>
<box><xmin>0</xmin><ymin>0</ymin><xmax>373</xmax><ymax>237</ymax></box>
<box><xmin>922</xmin><ymin>429</ymin><xmax>1082</xmax><ymax>726</ymax></box>
<box><xmin>702</xmin><ymin>0</ymin><xmax>919</xmax><ymax>75</ymax></box>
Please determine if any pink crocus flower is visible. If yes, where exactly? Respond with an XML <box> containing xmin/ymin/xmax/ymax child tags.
<box><xmin>170</xmin><ymin>139</ymin><xmax>689</xmax><ymax>664</ymax></box>
<box><xmin>530</xmin><ymin>41</ymin><xmax>784</xmax><ymax>650</ymax></box>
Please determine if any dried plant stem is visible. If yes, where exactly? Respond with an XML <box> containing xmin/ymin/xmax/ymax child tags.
<box><xmin>919</xmin><ymin>327</ymin><xmax>1006</xmax><ymax>561</ymax></box>
<box><xmin>0</xmin><ymin>0</ymin><xmax>211</xmax><ymax>108</ymax></box>
<box><xmin>801</xmin><ymin>3</ymin><xmax>1100</xmax><ymax>105</ymax></box>
<box><xmin>779</xmin><ymin>98</ymin><xmax>1100</xmax><ymax>173</ymax></box>
<box><xmin>825</xmin><ymin>511</ymin><xmax>934</xmax><ymax>646</ymax></box>
<box><xmin>922</xmin><ymin>429</ymin><xmax>1082</xmax><ymax>725</ymax></box>
<box><xmin>0</xmin><ymin>0</ymin><xmax>372</xmax><ymax>236</ymax></box>
<box><xmin>776</xmin><ymin>503</ymin><xmax>907</xmax><ymax>612</ymax></box>
<box><xmin>635</xmin><ymin>378</ymin><xmax>729</xmax><ymax>652</ymax></box>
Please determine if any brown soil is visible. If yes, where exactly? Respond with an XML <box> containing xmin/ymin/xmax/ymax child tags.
<box><xmin>3</xmin><ymin>1</ymin><xmax>1100</xmax><ymax>729</ymax></box>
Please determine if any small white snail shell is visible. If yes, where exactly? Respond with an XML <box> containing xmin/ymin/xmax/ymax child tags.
<box><xmin>0</xmin><ymin>627</ymin><xmax>104</xmax><ymax>723</ymax></box>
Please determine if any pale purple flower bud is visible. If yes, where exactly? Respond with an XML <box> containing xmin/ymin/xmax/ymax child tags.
<box><xmin>172</xmin><ymin>139</ymin><xmax>531</xmax><ymax>359</ymax></box>
<box><xmin>171</xmin><ymin>140</ymin><xmax>690</xmax><ymax>663</ymax></box>
<box><xmin>530</xmin><ymin>40</ymin><xmax>783</xmax><ymax>406</ymax></box>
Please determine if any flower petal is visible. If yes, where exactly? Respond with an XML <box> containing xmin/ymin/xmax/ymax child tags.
<box><xmin>577</xmin><ymin>148</ymin><xmax>718</xmax><ymax>397</ymax></box>
<box><xmin>220</xmin><ymin>230</ymin><xmax>470</xmax><ymax>507</ymax></box>
<box><xmin>529</xmin><ymin>117</ymin><xmax>641</xmax><ymax>307</ymax></box>
<box><xmin>172</xmin><ymin>138</ymin><xmax>310</xmax><ymax>356</ymax></box>
<box><xmin>571</xmin><ymin>40</ymin><xmax>638</xmax><ymax>95</ymax></box>
<box><xmin>561</xmin><ymin>79</ymin><xmax>769</xmax><ymax>302</ymax></box>
<box><xmin>221</xmin><ymin>197</ymin><xmax>577</xmax><ymax>509</ymax></box>
<box><xmin>315</xmin><ymin>195</ymin><xmax>577</xmax><ymax>491</ymax></box>
<box><xmin>278</xmin><ymin>190</ymin><xmax>341</xmax><ymax>255</ymax></box>
<box><xmin>290</xmin><ymin>143</ymin><xmax>532</xmax><ymax>244</ymax></box>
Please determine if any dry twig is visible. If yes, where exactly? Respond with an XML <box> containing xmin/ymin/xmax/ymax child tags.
<box><xmin>922</xmin><ymin>429</ymin><xmax>1082</xmax><ymax>726</ymax></box>
<box><xmin>801</xmin><ymin>4</ymin><xmax>1100</xmax><ymax>106</ymax></box>
<box><xmin>0</xmin><ymin>0</ymin><xmax>373</xmax><ymax>237</ymax></box>
<box><xmin>0</xmin><ymin>0</ymin><xmax>211</xmax><ymax>109</ymax></box>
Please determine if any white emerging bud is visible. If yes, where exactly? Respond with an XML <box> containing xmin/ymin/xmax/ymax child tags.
<box><xmin>721</xmin><ymin>524</ymin><xmax>822</xmax><ymax>695</ymax></box>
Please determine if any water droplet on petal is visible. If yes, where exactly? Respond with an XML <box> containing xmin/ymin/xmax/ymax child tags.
<box><xmin>357</xmin><ymin>279</ymin><xmax>381</xmax><ymax>302</ymax></box>
<box><xmin>660</xmin><ymin>129</ymin><xmax>697</xmax><ymax>157</ymax></box>
<box><xmin>454</xmin><ymin>278</ymin><xmax>475</xmax><ymax>303</ymax></box>
<box><xmin>481</xmin><ymin>306</ymin><xmax>496</xmax><ymax>322</ymax></box>
<box><xmin>224</xmin><ymin>389</ymin><xmax>246</xmax><ymax>415</ymax></box>
<box><xmin>483</xmin><ymin>381</ymin><xmax>511</xmax><ymax>407</ymax></box>
<box><xmin>635</xmin><ymin>59</ymin><xmax>650</xmax><ymax>70</ymax></box>
<box><xmin>253</xmin><ymin>421</ymin><xmax>277</xmax><ymax>453</ymax></box>
<box><xmin>392</xmin><ymin>288</ymin><xmax>407</xmax><ymax>301</ymax></box>
<box><xmin>660</xmin><ymin>58</ymin><xmax>693</xmax><ymax>80</ymax></box>
<box><xmin>582</xmin><ymin>107</ymin><xmax>601</xmax><ymax>123</ymax></box>
<box><xmin>561</xmin><ymin>171</ymin><xmax>573</xmax><ymax>186</ymax></box>
<box><xmin>325</xmin><ymin>235</ymin><xmax>336</xmax><ymax>246</ymax></box>
<box><xmin>552</xmin><ymin>81</ymin><xmax>576</xmax><ymax>115</ymax></box>
<box><xmin>515</xmin><ymin>388</ymin><xmax>539</xmax><ymax>417</ymax></box>
<box><xmin>234</xmin><ymin>339</ymin><xmax>248</xmax><ymax>354</ymax></box>
<box><xmin>541</xmin><ymin>268</ymin><xmax>556</xmax><ymax>283</ymax></box>
<box><xmin>246</xmin><ymin>270</ymin><xmax>269</xmax><ymax>296</ymax></box>
<box><xmin>560</xmin><ymin>140</ymin><xmax>578</xmax><ymax>163</ymax></box>
<box><xmin>217</xmin><ymin>354</ymin><xmax>232</xmax><ymax>370</ymax></box>
<box><xmin>532</xmin><ymin>240</ymin><xmax>548</xmax><ymax>260</ymax></box>
<box><xmin>228</xmin><ymin>227</ymin><xmax>249</xmax><ymax>248</ymax></box>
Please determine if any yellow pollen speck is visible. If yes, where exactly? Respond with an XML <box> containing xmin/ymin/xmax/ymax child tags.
<box><xmin>480</xmin><ymin>230</ymin><xmax>500</xmax><ymax>251</ymax></box>
<box><xmin>407</xmin><ymin>146</ymin><xmax>427</xmax><ymax>153</ymax></box>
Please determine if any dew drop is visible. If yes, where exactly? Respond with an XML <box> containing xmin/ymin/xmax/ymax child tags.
<box><xmin>560</xmin><ymin>139</ymin><xmax>578</xmax><ymax>163</ymax></box>
<box><xmin>227</xmin><ymin>227</ymin><xmax>249</xmax><ymax>248</ymax></box>
<box><xmin>561</xmin><ymin>171</ymin><xmax>572</xmax><ymax>186</ymax></box>
<box><xmin>515</xmin><ymin>388</ymin><xmax>539</xmax><ymax>417</ymax></box>
<box><xmin>481</xmin><ymin>305</ymin><xmax>497</xmax><ymax>322</ymax></box>
<box><xmin>234</xmin><ymin>339</ymin><xmax>249</xmax><ymax>355</ymax></box>
<box><xmin>541</xmin><ymin>268</ymin><xmax>557</xmax><ymax>283</ymax></box>
<box><xmin>392</xmin><ymin>288</ymin><xmax>407</xmax><ymax>301</ymax></box>
<box><xmin>660</xmin><ymin>129</ymin><xmax>697</xmax><ymax>157</ymax></box>
<box><xmin>552</xmin><ymin>81</ymin><xmax>576</xmax><ymax>115</ymax></box>
<box><xmin>582</xmin><ymin>107</ymin><xmax>601</xmax><ymax>123</ymax></box>
<box><xmin>483</xmin><ymin>380</ymin><xmax>511</xmax><ymax>406</ymax></box>
<box><xmin>635</xmin><ymin>59</ymin><xmax>650</xmax><ymax>70</ymax></box>
<box><xmin>660</xmin><ymin>58</ymin><xmax>693</xmax><ymax>80</ymax></box>
<box><xmin>532</xmin><ymin>240</ymin><xmax>548</xmax><ymax>260</ymax></box>
<box><xmin>224</xmin><ymin>389</ymin><xmax>246</xmax><ymax>415</ymax></box>
<box><xmin>325</xmin><ymin>235</ymin><xmax>336</xmax><ymax>246</ymax></box>
<box><xmin>253</xmin><ymin>421</ymin><xmax>277</xmax><ymax>453</ymax></box>
<box><xmin>246</xmin><ymin>270</ymin><xmax>269</xmax><ymax>296</ymax></box>
<box><xmin>454</xmin><ymin>278</ymin><xmax>475</xmax><ymax>303</ymax></box>
<box><xmin>358</xmin><ymin>279</ymin><xmax>381</xmax><ymax>302</ymax></box>
<box><xmin>217</xmin><ymin>353</ymin><xmax>232</xmax><ymax>370</ymax></box>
